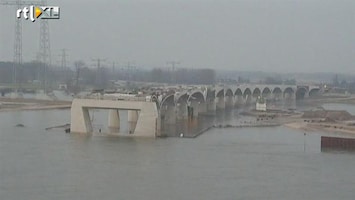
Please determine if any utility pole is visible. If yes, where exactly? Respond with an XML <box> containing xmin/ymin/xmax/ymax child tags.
<box><xmin>74</xmin><ymin>60</ymin><xmax>84</xmax><ymax>94</ymax></box>
<box><xmin>1</xmin><ymin>0</ymin><xmax>50</xmax><ymax>94</ymax></box>
<box><xmin>59</xmin><ymin>48</ymin><xmax>68</xmax><ymax>83</ymax></box>
<box><xmin>167</xmin><ymin>61</ymin><xmax>180</xmax><ymax>84</ymax></box>
<box><xmin>122</xmin><ymin>62</ymin><xmax>136</xmax><ymax>82</ymax></box>
<box><xmin>38</xmin><ymin>0</ymin><xmax>51</xmax><ymax>93</ymax></box>
<box><xmin>60</xmin><ymin>49</ymin><xmax>67</xmax><ymax>70</ymax></box>
<box><xmin>91</xmin><ymin>58</ymin><xmax>106</xmax><ymax>89</ymax></box>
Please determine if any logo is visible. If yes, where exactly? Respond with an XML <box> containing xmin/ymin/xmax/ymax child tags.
<box><xmin>16</xmin><ymin>6</ymin><xmax>60</xmax><ymax>22</ymax></box>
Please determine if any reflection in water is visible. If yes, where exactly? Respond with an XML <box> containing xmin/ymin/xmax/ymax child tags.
<box><xmin>162</xmin><ymin>99</ymin><xmax>300</xmax><ymax>137</ymax></box>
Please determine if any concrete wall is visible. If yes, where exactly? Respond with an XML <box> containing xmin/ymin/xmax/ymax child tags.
<box><xmin>71</xmin><ymin>99</ymin><xmax>160</xmax><ymax>137</ymax></box>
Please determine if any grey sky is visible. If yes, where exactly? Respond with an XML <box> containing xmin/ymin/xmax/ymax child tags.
<box><xmin>1</xmin><ymin>0</ymin><xmax>354</xmax><ymax>73</ymax></box>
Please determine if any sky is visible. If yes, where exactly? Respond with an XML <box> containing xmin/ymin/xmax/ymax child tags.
<box><xmin>0</xmin><ymin>0</ymin><xmax>354</xmax><ymax>73</ymax></box>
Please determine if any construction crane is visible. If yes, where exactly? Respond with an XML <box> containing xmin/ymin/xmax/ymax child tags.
<box><xmin>1</xmin><ymin>0</ymin><xmax>51</xmax><ymax>94</ymax></box>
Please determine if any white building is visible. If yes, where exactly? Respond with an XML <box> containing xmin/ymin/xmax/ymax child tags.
<box><xmin>256</xmin><ymin>96</ymin><xmax>267</xmax><ymax>111</ymax></box>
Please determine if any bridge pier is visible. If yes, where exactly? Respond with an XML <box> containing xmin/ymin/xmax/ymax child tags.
<box><xmin>128</xmin><ymin>110</ymin><xmax>139</xmax><ymax>122</ymax></box>
<box><xmin>189</xmin><ymin>101</ymin><xmax>200</xmax><ymax>118</ymax></box>
<box><xmin>207</xmin><ymin>98</ymin><xmax>216</xmax><ymax>112</ymax></box>
<box><xmin>245</xmin><ymin>95</ymin><xmax>252</xmax><ymax>105</ymax></box>
<box><xmin>83</xmin><ymin>107</ymin><xmax>93</xmax><ymax>132</ymax></box>
<box><xmin>108</xmin><ymin>109</ymin><xmax>120</xmax><ymax>129</ymax></box>
<box><xmin>225</xmin><ymin>96</ymin><xmax>234</xmax><ymax>108</ymax></box>
<box><xmin>71</xmin><ymin>99</ymin><xmax>159</xmax><ymax>137</ymax></box>
<box><xmin>235</xmin><ymin>95</ymin><xmax>244</xmax><ymax>107</ymax></box>
<box><xmin>216</xmin><ymin>96</ymin><xmax>225</xmax><ymax>110</ymax></box>
<box><xmin>165</xmin><ymin>106</ymin><xmax>176</xmax><ymax>124</ymax></box>
<box><xmin>199</xmin><ymin>102</ymin><xmax>207</xmax><ymax>113</ymax></box>
<box><xmin>176</xmin><ymin>102</ymin><xmax>188</xmax><ymax>119</ymax></box>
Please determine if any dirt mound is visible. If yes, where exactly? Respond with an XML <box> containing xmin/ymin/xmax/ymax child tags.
<box><xmin>302</xmin><ymin>110</ymin><xmax>353</xmax><ymax>121</ymax></box>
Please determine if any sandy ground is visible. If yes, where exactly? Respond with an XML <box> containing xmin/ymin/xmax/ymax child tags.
<box><xmin>284</xmin><ymin>121</ymin><xmax>355</xmax><ymax>135</ymax></box>
<box><xmin>0</xmin><ymin>97</ymin><xmax>71</xmax><ymax>112</ymax></box>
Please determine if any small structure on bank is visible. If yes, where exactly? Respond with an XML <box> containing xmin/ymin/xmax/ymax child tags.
<box><xmin>256</xmin><ymin>96</ymin><xmax>266</xmax><ymax>111</ymax></box>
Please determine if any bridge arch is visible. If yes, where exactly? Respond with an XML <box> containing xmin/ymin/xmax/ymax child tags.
<box><xmin>188</xmin><ymin>91</ymin><xmax>206</xmax><ymax>117</ymax></box>
<box><xmin>283</xmin><ymin>87</ymin><xmax>295</xmax><ymax>99</ymax></box>
<box><xmin>235</xmin><ymin>88</ymin><xmax>242</xmax><ymax>96</ymax></box>
<box><xmin>225</xmin><ymin>88</ymin><xmax>234</xmax><ymax>108</ymax></box>
<box><xmin>234</xmin><ymin>88</ymin><xmax>243</xmax><ymax>106</ymax></box>
<box><xmin>243</xmin><ymin>88</ymin><xmax>252</xmax><ymax>98</ymax></box>
<box><xmin>272</xmin><ymin>87</ymin><xmax>282</xmax><ymax>94</ymax></box>
<box><xmin>295</xmin><ymin>87</ymin><xmax>308</xmax><ymax>100</ymax></box>
<box><xmin>216</xmin><ymin>89</ymin><xmax>225</xmax><ymax>110</ymax></box>
<box><xmin>252</xmin><ymin>88</ymin><xmax>261</xmax><ymax>98</ymax></box>
<box><xmin>160</xmin><ymin>94</ymin><xmax>175</xmax><ymax>109</ymax></box>
<box><xmin>243</xmin><ymin>88</ymin><xmax>252</xmax><ymax>104</ymax></box>
<box><xmin>216</xmin><ymin>89</ymin><xmax>224</xmax><ymax>98</ymax></box>
<box><xmin>160</xmin><ymin>94</ymin><xmax>176</xmax><ymax>124</ymax></box>
<box><xmin>262</xmin><ymin>87</ymin><xmax>271</xmax><ymax>98</ymax></box>
<box><xmin>188</xmin><ymin>91</ymin><xmax>205</xmax><ymax>103</ymax></box>
<box><xmin>225</xmin><ymin>88</ymin><xmax>233</xmax><ymax>97</ymax></box>
<box><xmin>176</xmin><ymin>93</ymin><xmax>189</xmax><ymax>119</ymax></box>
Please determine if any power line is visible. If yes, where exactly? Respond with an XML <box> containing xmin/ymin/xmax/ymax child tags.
<box><xmin>167</xmin><ymin>61</ymin><xmax>180</xmax><ymax>84</ymax></box>
<box><xmin>1</xmin><ymin>0</ymin><xmax>50</xmax><ymax>94</ymax></box>
<box><xmin>91</xmin><ymin>58</ymin><xmax>107</xmax><ymax>88</ymax></box>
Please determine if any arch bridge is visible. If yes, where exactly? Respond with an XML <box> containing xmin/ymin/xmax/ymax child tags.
<box><xmin>159</xmin><ymin>84</ymin><xmax>321</xmax><ymax>124</ymax></box>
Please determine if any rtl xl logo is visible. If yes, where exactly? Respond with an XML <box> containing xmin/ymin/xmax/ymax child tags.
<box><xmin>16</xmin><ymin>6</ymin><xmax>60</xmax><ymax>22</ymax></box>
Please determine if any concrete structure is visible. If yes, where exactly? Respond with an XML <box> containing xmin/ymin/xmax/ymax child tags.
<box><xmin>158</xmin><ymin>84</ymin><xmax>321</xmax><ymax>124</ymax></box>
<box><xmin>70</xmin><ymin>99</ymin><xmax>160</xmax><ymax>137</ymax></box>
<box><xmin>256</xmin><ymin>96</ymin><xmax>267</xmax><ymax>111</ymax></box>
<box><xmin>69</xmin><ymin>84</ymin><xmax>321</xmax><ymax>137</ymax></box>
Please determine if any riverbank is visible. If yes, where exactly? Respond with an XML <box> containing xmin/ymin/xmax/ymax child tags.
<box><xmin>284</xmin><ymin>121</ymin><xmax>355</xmax><ymax>136</ymax></box>
<box><xmin>0</xmin><ymin>97</ymin><xmax>71</xmax><ymax>112</ymax></box>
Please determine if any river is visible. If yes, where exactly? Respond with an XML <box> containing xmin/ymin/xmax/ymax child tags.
<box><xmin>1</xmin><ymin>104</ymin><xmax>355</xmax><ymax>199</ymax></box>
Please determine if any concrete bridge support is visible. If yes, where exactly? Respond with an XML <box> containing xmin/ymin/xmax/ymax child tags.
<box><xmin>176</xmin><ymin>102</ymin><xmax>188</xmax><ymax>119</ymax></box>
<box><xmin>199</xmin><ymin>102</ymin><xmax>207</xmax><ymax>113</ymax></box>
<box><xmin>207</xmin><ymin>99</ymin><xmax>216</xmax><ymax>112</ymax></box>
<box><xmin>235</xmin><ymin>95</ymin><xmax>244</xmax><ymax>107</ymax></box>
<box><xmin>216</xmin><ymin>97</ymin><xmax>225</xmax><ymax>110</ymax></box>
<box><xmin>189</xmin><ymin>101</ymin><xmax>200</xmax><ymax>118</ymax></box>
<box><xmin>108</xmin><ymin>109</ymin><xmax>120</xmax><ymax>129</ymax></box>
<box><xmin>128</xmin><ymin>110</ymin><xmax>139</xmax><ymax>122</ymax></box>
<box><xmin>164</xmin><ymin>106</ymin><xmax>176</xmax><ymax>124</ymax></box>
<box><xmin>225</xmin><ymin>96</ymin><xmax>234</xmax><ymax>108</ymax></box>
<box><xmin>245</xmin><ymin>95</ymin><xmax>252</xmax><ymax>105</ymax></box>
<box><xmin>70</xmin><ymin>99</ymin><xmax>159</xmax><ymax>137</ymax></box>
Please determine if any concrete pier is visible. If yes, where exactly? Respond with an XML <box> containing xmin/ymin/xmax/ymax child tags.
<box><xmin>70</xmin><ymin>99</ymin><xmax>159</xmax><ymax>137</ymax></box>
<box><xmin>108</xmin><ymin>109</ymin><xmax>120</xmax><ymax>129</ymax></box>
<box><xmin>128</xmin><ymin>110</ymin><xmax>139</xmax><ymax>122</ymax></box>
<box><xmin>207</xmin><ymin>99</ymin><xmax>216</xmax><ymax>112</ymax></box>
<box><xmin>176</xmin><ymin>102</ymin><xmax>188</xmax><ymax>119</ymax></box>
<box><xmin>165</xmin><ymin>105</ymin><xmax>176</xmax><ymax>124</ymax></box>
<box><xmin>190</xmin><ymin>101</ymin><xmax>199</xmax><ymax>117</ymax></box>
<box><xmin>225</xmin><ymin>96</ymin><xmax>234</xmax><ymax>108</ymax></box>
<box><xmin>216</xmin><ymin>96</ymin><xmax>225</xmax><ymax>110</ymax></box>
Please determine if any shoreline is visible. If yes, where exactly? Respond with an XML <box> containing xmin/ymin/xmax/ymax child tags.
<box><xmin>0</xmin><ymin>97</ymin><xmax>71</xmax><ymax>112</ymax></box>
<box><xmin>284</xmin><ymin>121</ymin><xmax>355</xmax><ymax>136</ymax></box>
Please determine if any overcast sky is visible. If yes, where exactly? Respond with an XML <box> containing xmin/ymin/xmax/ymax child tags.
<box><xmin>1</xmin><ymin>0</ymin><xmax>354</xmax><ymax>73</ymax></box>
